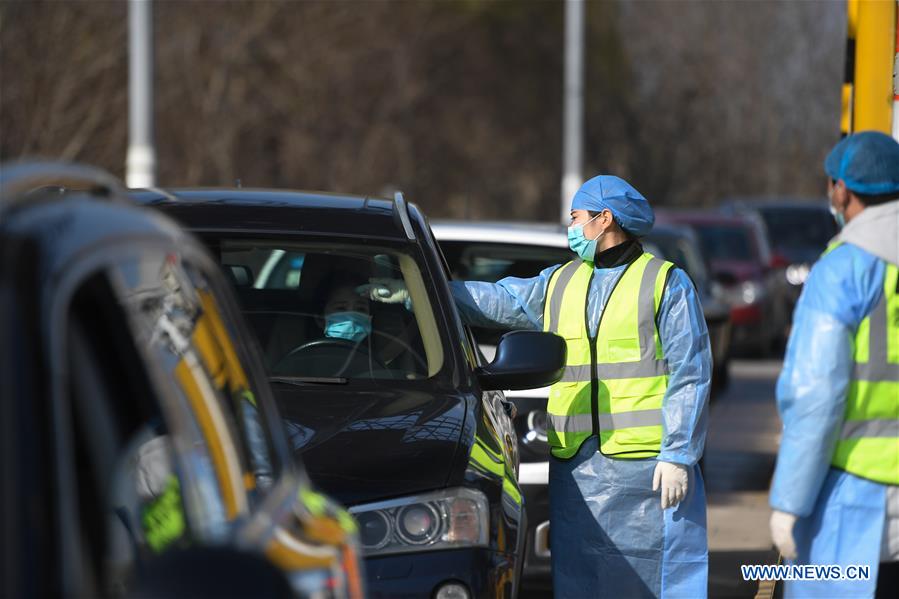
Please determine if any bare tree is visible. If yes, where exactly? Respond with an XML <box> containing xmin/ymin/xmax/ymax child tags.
<box><xmin>1</xmin><ymin>0</ymin><xmax>845</xmax><ymax>221</ymax></box>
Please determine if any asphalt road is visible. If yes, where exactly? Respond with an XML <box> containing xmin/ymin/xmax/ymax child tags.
<box><xmin>706</xmin><ymin>359</ymin><xmax>783</xmax><ymax>599</ymax></box>
<box><xmin>521</xmin><ymin>359</ymin><xmax>784</xmax><ymax>599</ymax></box>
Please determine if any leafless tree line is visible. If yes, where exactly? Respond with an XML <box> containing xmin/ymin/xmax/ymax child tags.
<box><xmin>0</xmin><ymin>0</ymin><xmax>844</xmax><ymax>222</ymax></box>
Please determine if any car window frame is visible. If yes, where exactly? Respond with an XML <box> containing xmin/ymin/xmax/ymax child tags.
<box><xmin>45</xmin><ymin>234</ymin><xmax>300</xmax><ymax>592</ymax></box>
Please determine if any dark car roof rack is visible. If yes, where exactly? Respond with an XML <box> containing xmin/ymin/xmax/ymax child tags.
<box><xmin>0</xmin><ymin>160</ymin><xmax>128</xmax><ymax>213</ymax></box>
<box><xmin>393</xmin><ymin>191</ymin><xmax>416</xmax><ymax>241</ymax></box>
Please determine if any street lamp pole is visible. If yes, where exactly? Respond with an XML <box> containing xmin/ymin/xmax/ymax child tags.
<box><xmin>561</xmin><ymin>0</ymin><xmax>585</xmax><ymax>224</ymax></box>
<box><xmin>127</xmin><ymin>0</ymin><xmax>156</xmax><ymax>188</ymax></box>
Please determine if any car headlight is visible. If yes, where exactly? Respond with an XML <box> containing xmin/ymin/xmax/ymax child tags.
<box><xmin>349</xmin><ymin>488</ymin><xmax>489</xmax><ymax>557</ymax></box>
<box><xmin>524</xmin><ymin>409</ymin><xmax>548</xmax><ymax>444</ymax></box>
<box><xmin>785</xmin><ymin>264</ymin><xmax>810</xmax><ymax>286</ymax></box>
<box><xmin>723</xmin><ymin>280</ymin><xmax>766</xmax><ymax>306</ymax></box>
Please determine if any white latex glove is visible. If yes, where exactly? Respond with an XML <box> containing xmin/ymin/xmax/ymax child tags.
<box><xmin>770</xmin><ymin>510</ymin><xmax>799</xmax><ymax>560</ymax></box>
<box><xmin>356</xmin><ymin>277</ymin><xmax>409</xmax><ymax>304</ymax></box>
<box><xmin>652</xmin><ymin>461</ymin><xmax>689</xmax><ymax>509</ymax></box>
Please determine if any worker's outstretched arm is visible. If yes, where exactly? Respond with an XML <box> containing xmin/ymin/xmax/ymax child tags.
<box><xmin>449</xmin><ymin>264</ymin><xmax>561</xmax><ymax>331</ymax></box>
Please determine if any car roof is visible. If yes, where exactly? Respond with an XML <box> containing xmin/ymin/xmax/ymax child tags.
<box><xmin>721</xmin><ymin>196</ymin><xmax>826</xmax><ymax>210</ymax></box>
<box><xmin>3</xmin><ymin>191</ymin><xmax>194</xmax><ymax>282</ymax></box>
<box><xmin>646</xmin><ymin>223</ymin><xmax>696</xmax><ymax>237</ymax></box>
<box><xmin>431</xmin><ymin>219</ymin><xmax>569</xmax><ymax>248</ymax></box>
<box><xmin>131</xmin><ymin>188</ymin><xmax>411</xmax><ymax>242</ymax></box>
<box><xmin>655</xmin><ymin>209</ymin><xmax>751</xmax><ymax>227</ymax></box>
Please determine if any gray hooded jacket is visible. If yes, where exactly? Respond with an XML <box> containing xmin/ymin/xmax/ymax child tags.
<box><xmin>838</xmin><ymin>199</ymin><xmax>899</xmax><ymax>267</ymax></box>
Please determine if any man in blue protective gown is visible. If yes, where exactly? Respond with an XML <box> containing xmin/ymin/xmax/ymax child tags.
<box><xmin>768</xmin><ymin>131</ymin><xmax>899</xmax><ymax>598</ymax></box>
<box><xmin>448</xmin><ymin>176</ymin><xmax>711</xmax><ymax>598</ymax></box>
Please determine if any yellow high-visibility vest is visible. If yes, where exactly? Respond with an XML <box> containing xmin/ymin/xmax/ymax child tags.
<box><xmin>543</xmin><ymin>253</ymin><xmax>674</xmax><ymax>459</ymax></box>
<box><xmin>831</xmin><ymin>259</ymin><xmax>899</xmax><ymax>484</ymax></box>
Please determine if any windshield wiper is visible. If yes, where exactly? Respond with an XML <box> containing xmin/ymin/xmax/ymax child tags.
<box><xmin>269</xmin><ymin>375</ymin><xmax>348</xmax><ymax>386</ymax></box>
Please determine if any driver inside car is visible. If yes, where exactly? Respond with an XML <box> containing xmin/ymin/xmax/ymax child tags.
<box><xmin>323</xmin><ymin>284</ymin><xmax>372</xmax><ymax>344</ymax></box>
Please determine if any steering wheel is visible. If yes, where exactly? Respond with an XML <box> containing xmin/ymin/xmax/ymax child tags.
<box><xmin>364</xmin><ymin>329</ymin><xmax>430</xmax><ymax>373</ymax></box>
<box><xmin>272</xmin><ymin>337</ymin><xmax>388</xmax><ymax>377</ymax></box>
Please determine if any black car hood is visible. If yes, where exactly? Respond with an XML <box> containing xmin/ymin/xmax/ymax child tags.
<box><xmin>272</xmin><ymin>383</ymin><xmax>469</xmax><ymax>506</ymax></box>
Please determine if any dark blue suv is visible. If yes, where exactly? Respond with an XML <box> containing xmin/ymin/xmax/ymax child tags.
<box><xmin>134</xmin><ymin>188</ymin><xmax>566</xmax><ymax>599</ymax></box>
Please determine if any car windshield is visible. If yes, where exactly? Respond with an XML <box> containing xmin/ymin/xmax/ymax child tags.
<box><xmin>758</xmin><ymin>207</ymin><xmax>837</xmax><ymax>261</ymax></box>
<box><xmin>692</xmin><ymin>224</ymin><xmax>755</xmax><ymax>261</ymax></box>
<box><xmin>439</xmin><ymin>241</ymin><xmax>574</xmax><ymax>283</ymax></box>
<box><xmin>210</xmin><ymin>240</ymin><xmax>445</xmax><ymax>382</ymax></box>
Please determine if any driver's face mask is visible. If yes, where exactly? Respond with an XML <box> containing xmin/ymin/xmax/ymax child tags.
<box><xmin>325</xmin><ymin>311</ymin><xmax>372</xmax><ymax>342</ymax></box>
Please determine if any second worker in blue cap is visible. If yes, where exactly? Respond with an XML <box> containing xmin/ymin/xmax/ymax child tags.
<box><xmin>769</xmin><ymin>130</ymin><xmax>899</xmax><ymax>597</ymax></box>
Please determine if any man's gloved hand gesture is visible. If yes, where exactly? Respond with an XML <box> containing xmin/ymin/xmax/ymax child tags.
<box><xmin>769</xmin><ymin>509</ymin><xmax>798</xmax><ymax>560</ymax></box>
<box><xmin>356</xmin><ymin>277</ymin><xmax>409</xmax><ymax>304</ymax></box>
<box><xmin>652</xmin><ymin>461</ymin><xmax>689</xmax><ymax>509</ymax></box>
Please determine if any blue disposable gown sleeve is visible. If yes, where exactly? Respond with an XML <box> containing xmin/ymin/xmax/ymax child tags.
<box><xmin>448</xmin><ymin>264</ymin><xmax>561</xmax><ymax>331</ymax></box>
<box><xmin>769</xmin><ymin>245</ymin><xmax>884</xmax><ymax>516</ymax></box>
<box><xmin>656</xmin><ymin>268</ymin><xmax>712</xmax><ymax>467</ymax></box>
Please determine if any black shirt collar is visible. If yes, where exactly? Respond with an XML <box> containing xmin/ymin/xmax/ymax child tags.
<box><xmin>593</xmin><ymin>238</ymin><xmax>644</xmax><ymax>269</ymax></box>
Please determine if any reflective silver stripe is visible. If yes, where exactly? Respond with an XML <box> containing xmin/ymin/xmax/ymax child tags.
<box><xmin>558</xmin><ymin>359</ymin><xmax>669</xmax><ymax>383</ymax></box>
<box><xmin>559</xmin><ymin>364</ymin><xmax>592</xmax><ymax>383</ymax></box>
<box><xmin>547</xmin><ymin>260</ymin><xmax>582</xmax><ymax>333</ymax></box>
<box><xmin>638</xmin><ymin>257</ymin><xmax>665</xmax><ymax>360</ymax></box>
<box><xmin>598</xmin><ymin>409</ymin><xmax>663</xmax><ymax>430</ymax></box>
<box><xmin>548</xmin><ymin>413</ymin><xmax>593</xmax><ymax>434</ymax></box>
<box><xmin>853</xmin><ymin>294</ymin><xmax>899</xmax><ymax>382</ymax></box>
<box><xmin>869</xmin><ymin>293</ymin><xmax>887</xmax><ymax>367</ymax></box>
<box><xmin>841</xmin><ymin>419</ymin><xmax>899</xmax><ymax>439</ymax></box>
<box><xmin>853</xmin><ymin>361</ymin><xmax>899</xmax><ymax>382</ymax></box>
<box><xmin>595</xmin><ymin>359</ymin><xmax>668</xmax><ymax>379</ymax></box>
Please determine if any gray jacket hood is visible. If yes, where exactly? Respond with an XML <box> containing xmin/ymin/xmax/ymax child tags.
<box><xmin>837</xmin><ymin>199</ymin><xmax>899</xmax><ymax>266</ymax></box>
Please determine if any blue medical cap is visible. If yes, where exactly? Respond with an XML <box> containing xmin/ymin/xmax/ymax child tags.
<box><xmin>824</xmin><ymin>131</ymin><xmax>899</xmax><ymax>195</ymax></box>
<box><xmin>570</xmin><ymin>175</ymin><xmax>655</xmax><ymax>237</ymax></box>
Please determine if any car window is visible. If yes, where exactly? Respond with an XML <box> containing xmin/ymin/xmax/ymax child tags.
<box><xmin>758</xmin><ymin>207</ymin><xmax>837</xmax><ymax>260</ymax></box>
<box><xmin>693</xmin><ymin>225</ymin><xmax>756</xmax><ymax>261</ymax></box>
<box><xmin>437</xmin><ymin>241</ymin><xmax>573</xmax><ymax>348</ymax></box>
<box><xmin>215</xmin><ymin>240</ymin><xmax>445</xmax><ymax>382</ymax></box>
<box><xmin>439</xmin><ymin>241</ymin><xmax>574</xmax><ymax>283</ymax></box>
<box><xmin>646</xmin><ymin>232</ymin><xmax>709</xmax><ymax>288</ymax></box>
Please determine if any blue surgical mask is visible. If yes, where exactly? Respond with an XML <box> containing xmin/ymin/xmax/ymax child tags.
<box><xmin>828</xmin><ymin>202</ymin><xmax>846</xmax><ymax>229</ymax></box>
<box><xmin>325</xmin><ymin>311</ymin><xmax>372</xmax><ymax>342</ymax></box>
<box><xmin>567</xmin><ymin>214</ymin><xmax>602</xmax><ymax>262</ymax></box>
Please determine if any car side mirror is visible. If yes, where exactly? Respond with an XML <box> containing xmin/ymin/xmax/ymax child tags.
<box><xmin>475</xmin><ymin>331</ymin><xmax>566</xmax><ymax>391</ymax></box>
<box><xmin>132</xmin><ymin>546</ymin><xmax>294</xmax><ymax>599</ymax></box>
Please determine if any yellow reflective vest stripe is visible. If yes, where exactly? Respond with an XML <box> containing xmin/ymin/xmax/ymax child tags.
<box><xmin>543</xmin><ymin>253</ymin><xmax>674</xmax><ymax>459</ymax></box>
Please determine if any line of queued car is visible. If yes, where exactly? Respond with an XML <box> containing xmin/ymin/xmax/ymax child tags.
<box><xmin>2</xmin><ymin>159</ymin><xmax>835</xmax><ymax>598</ymax></box>
<box><xmin>2</xmin><ymin>161</ymin><xmax>568</xmax><ymax>599</ymax></box>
